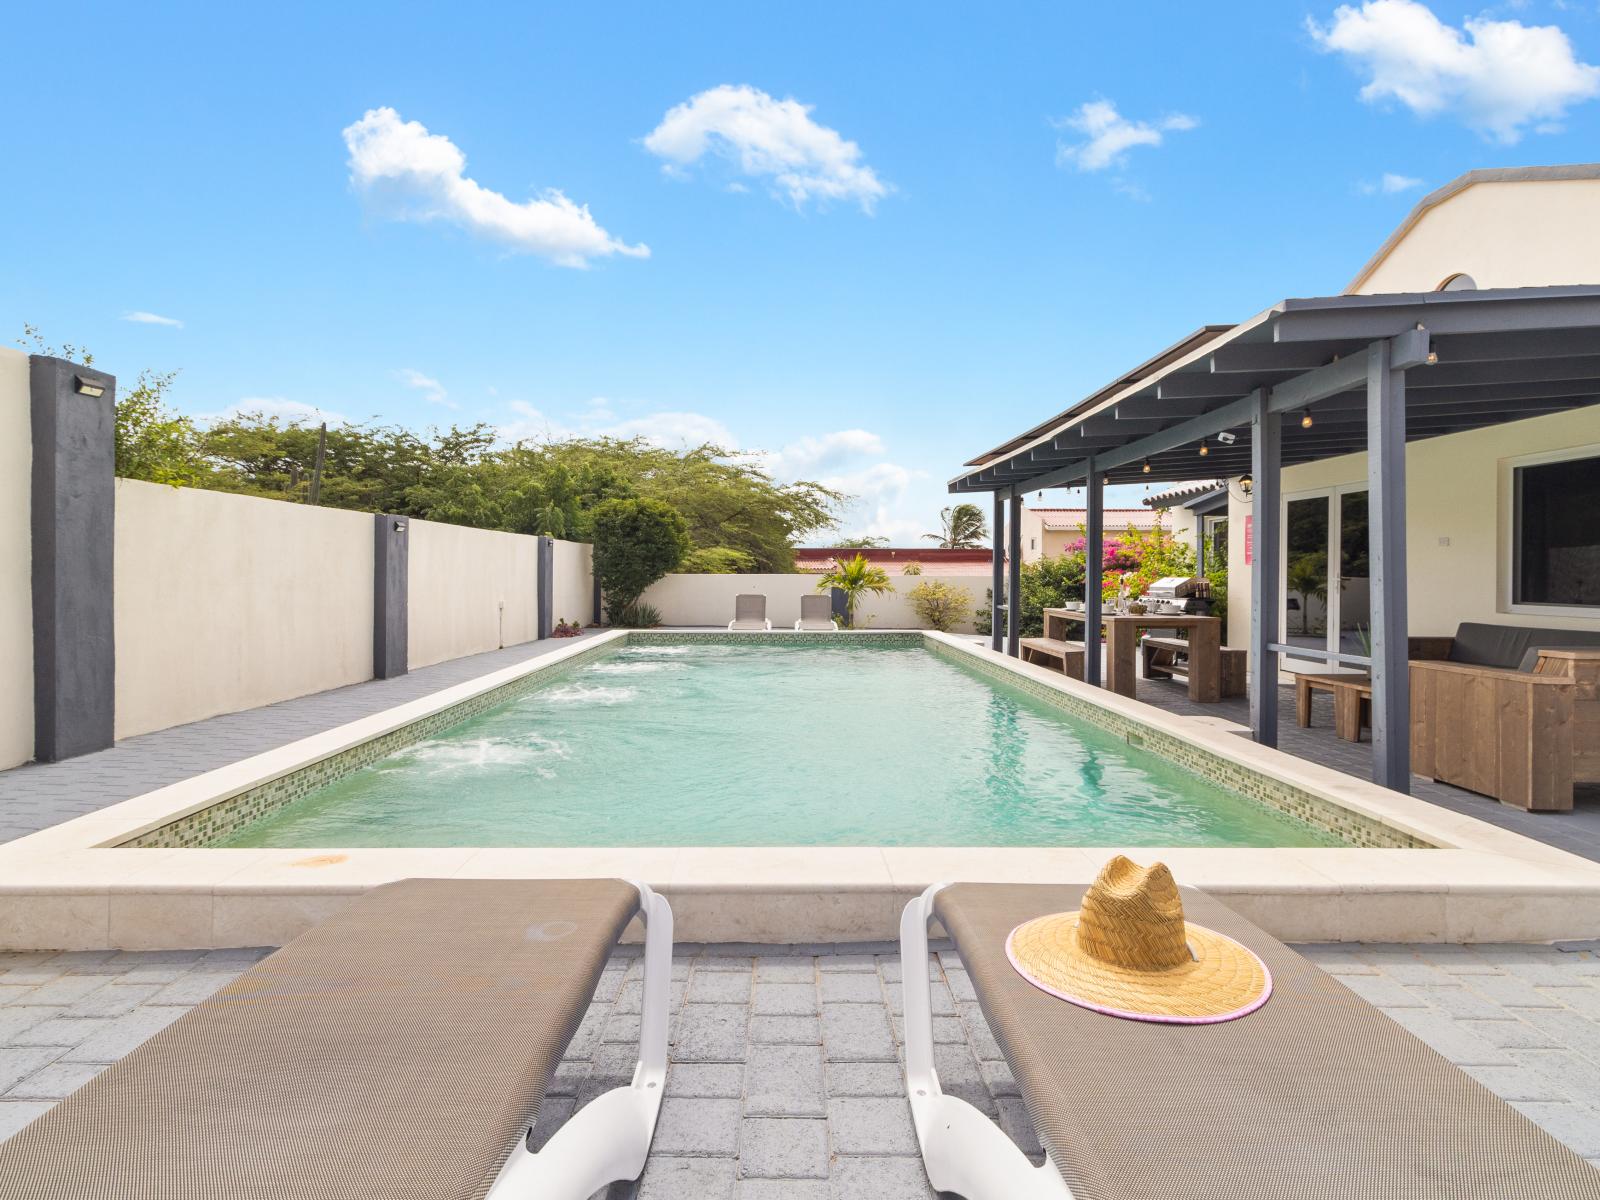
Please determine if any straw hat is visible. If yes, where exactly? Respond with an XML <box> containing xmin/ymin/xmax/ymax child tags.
<box><xmin>1005</xmin><ymin>856</ymin><xmax>1271</xmax><ymax>1024</ymax></box>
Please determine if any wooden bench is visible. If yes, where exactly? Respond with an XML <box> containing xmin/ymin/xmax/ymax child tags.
<box><xmin>1295</xmin><ymin>672</ymin><xmax>1372</xmax><ymax>742</ymax></box>
<box><xmin>1141</xmin><ymin>635</ymin><xmax>1247</xmax><ymax>698</ymax></box>
<box><xmin>1020</xmin><ymin>637</ymin><xmax>1085</xmax><ymax>680</ymax></box>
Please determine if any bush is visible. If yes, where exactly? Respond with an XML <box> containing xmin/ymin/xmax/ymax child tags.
<box><xmin>616</xmin><ymin>601</ymin><xmax>663</xmax><ymax>628</ymax></box>
<box><xmin>551</xmin><ymin>618</ymin><xmax>584</xmax><ymax>638</ymax></box>
<box><xmin>591</xmin><ymin>498</ymin><xmax>691</xmax><ymax>623</ymax></box>
<box><xmin>907</xmin><ymin>580</ymin><xmax>972</xmax><ymax>632</ymax></box>
<box><xmin>680</xmin><ymin>546</ymin><xmax>758</xmax><ymax>574</ymax></box>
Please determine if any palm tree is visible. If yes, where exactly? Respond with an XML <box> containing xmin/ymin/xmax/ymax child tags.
<box><xmin>924</xmin><ymin>503</ymin><xmax>988</xmax><ymax>549</ymax></box>
<box><xmin>814</xmin><ymin>553</ymin><xmax>894</xmax><ymax>629</ymax></box>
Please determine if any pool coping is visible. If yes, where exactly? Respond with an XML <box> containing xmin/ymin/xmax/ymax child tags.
<box><xmin>2</xmin><ymin>628</ymin><xmax>1599</xmax><ymax>950</ymax></box>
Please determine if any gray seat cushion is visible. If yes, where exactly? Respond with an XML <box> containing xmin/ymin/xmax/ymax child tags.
<box><xmin>1447</xmin><ymin>622</ymin><xmax>1600</xmax><ymax>671</ymax></box>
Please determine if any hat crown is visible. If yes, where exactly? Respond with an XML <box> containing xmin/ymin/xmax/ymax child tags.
<box><xmin>1073</xmin><ymin>856</ymin><xmax>1191</xmax><ymax>972</ymax></box>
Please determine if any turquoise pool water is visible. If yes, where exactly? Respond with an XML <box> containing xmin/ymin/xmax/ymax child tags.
<box><xmin>223</xmin><ymin>642</ymin><xmax>1343</xmax><ymax>848</ymax></box>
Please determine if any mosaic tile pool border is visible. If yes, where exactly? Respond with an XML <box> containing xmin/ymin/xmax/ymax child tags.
<box><xmin>121</xmin><ymin>630</ymin><xmax>1427</xmax><ymax>852</ymax></box>
<box><xmin>926</xmin><ymin>638</ymin><xmax>1432</xmax><ymax>851</ymax></box>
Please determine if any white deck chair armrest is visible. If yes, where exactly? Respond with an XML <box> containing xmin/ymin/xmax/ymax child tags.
<box><xmin>489</xmin><ymin>881</ymin><xmax>672</xmax><ymax>1199</ymax></box>
<box><xmin>901</xmin><ymin>886</ymin><xmax>1074</xmax><ymax>1200</ymax></box>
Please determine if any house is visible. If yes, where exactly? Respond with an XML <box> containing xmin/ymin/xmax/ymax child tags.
<box><xmin>1019</xmin><ymin>503</ymin><xmax>1199</xmax><ymax>564</ymax></box>
<box><xmin>792</xmin><ymin>547</ymin><xmax>993</xmax><ymax>576</ymax></box>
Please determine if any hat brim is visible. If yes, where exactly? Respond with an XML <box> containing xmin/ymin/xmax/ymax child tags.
<box><xmin>1006</xmin><ymin>911</ymin><xmax>1272</xmax><ymax>1025</ymax></box>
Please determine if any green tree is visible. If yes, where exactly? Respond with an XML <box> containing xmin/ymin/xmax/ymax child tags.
<box><xmin>924</xmin><ymin>503</ymin><xmax>988</xmax><ymax>549</ymax></box>
<box><xmin>907</xmin><ymin>579</ymin><xmax>972</xmax><ymax>632</ymax></box>
<box><xmin>813</xmin><ymin>553</ymin><xmax>894</xmax><ymax>628</ymax></box>
<box><xmin>591</xmin><ymin>498</ymin><xmax>692</xmax><ymax>623</ymax></box>
<box><xmin>831</xmin><ymin>535</ymin><xmax>888</xmax><ymax>549</ymax></box>
<box><xmin>681</xmin><ymin>546</ymin><xmax>758</xmax><ymax>574</ymax></box>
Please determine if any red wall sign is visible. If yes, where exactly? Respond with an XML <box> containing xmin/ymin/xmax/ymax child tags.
<box><xmin>1244</xmin><ymin>515</ymin><xmax>1253</xmax><ymax>566</ymax></box>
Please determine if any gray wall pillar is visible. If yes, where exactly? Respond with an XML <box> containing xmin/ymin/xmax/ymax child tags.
<box><xmin>1006</xmin><ymin>491</ymin><xmax>1022</xmax><ymax>658</ymax></box>
<box><xmin>536</xmin><ymin>536</ymin><xmax>554</xmax><ymax>639</ymax></box>
<box><xmin>1367</xmin><ymin>340</ymin><xmax>1411</xmax><ymax>792</ymax></box>
<box><xmin>1248</xmin><ymin>390</ymin><xmax>1281</xmax><ymax>747</ymax></box>
<box><xmin>1084</xmin><ymin>459</ymin><xmax>1103</xmax><ymax>686</ymax></box>
<box><xmin>30</xmin><ymin>356</ymin><xmax>116</xmax><ymax>762</ymax></box>
<box><xmin>829</xmin><ymin>586</ymin><xmax>847</xmax><ymax>624</ymax></box>
<box><xmin>592</xmin><ymin>567</ymin><xmax>603</xmax><ymax>627</ymax></box>
<box><xmin>373</xmin><ymin>515</ymin><xmax>408</xmax><ymax>679</ymax></box>
<box><xmin>990</xmin><ymin>492</ymin><xmax>1005</xmax><ymax>650</ymax></box>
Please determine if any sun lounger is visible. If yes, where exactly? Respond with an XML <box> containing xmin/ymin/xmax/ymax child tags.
<box><xmin>0</xmin><ymin>877</ymin><xmax>673</xmax><ymax>1200</ymax></box>
<box><xmin>795</xmin><ymin>593</ymin><xmax>837</xmax><ymax>630</ymax></box>
<box><xmin>901</xmin><ymin>881</ymin><xmax>1600</xmax><ymax>1199</ymax></box>
<box><xmin>728</xmin><ymin>593</ymin><xmax>772</xmax><ymax>630</ymax></box>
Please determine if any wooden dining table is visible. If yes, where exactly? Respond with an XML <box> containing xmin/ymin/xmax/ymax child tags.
<box><xmin>1042</xmin><ymin>608</ymin><xmax>1224</xmax><ymax>703</ymax></box>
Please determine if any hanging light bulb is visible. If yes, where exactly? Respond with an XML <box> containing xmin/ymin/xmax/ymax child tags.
<box><xmin>1198</xmin><ymin>439</ymin><xmax>1209</xmax><ymax>457</ymax></box>
<box><xmin>1102</xmin><ymin>474</ymin><xmax>1110</xmax><ymax>486</ymax></box>
<box><xmin>1141</xmin><ymin>459</ymin><xmax>1152</xmax><ymax>474</ymax></box>
<box><xmin>1301</xmin><ymin>410</ymin><xmax>1314</xmax><ymax>429</ymax></box>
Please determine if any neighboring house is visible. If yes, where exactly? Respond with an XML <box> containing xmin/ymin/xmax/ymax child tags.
<box><xmin>1020</xmin><ymin>504</ymin><xmax>1199</xmax><ymax>564</ymax></box>
<box><xmin>793</xmin><ymin>547</ymin><xmax>993</xmax><ymax>576</ymax></box>
<box><xmin>1222</xmin><ymin>164</ymin><xmax>1600</xmax><ymax>655</ymax></box>
<box><xmin>1142</xmin><ymin>481</ymin><xmax>1226</xmax><ymax>573</ymax></box>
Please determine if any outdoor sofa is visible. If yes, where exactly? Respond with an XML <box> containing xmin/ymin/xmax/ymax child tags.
<box><xmin>901</xmin><ymin>879</ymin><xmax>1600</xmax><ymax>1199</ymax></box>
<box><xmin>0</xmin><ymin>877</ymin><xmax>673</xmax><ymax>1200</ymax></box>
<box><xmin>1410</xmin><ymin>621</ymin><xmax>1600</xmax><ymax>810</ymax></box>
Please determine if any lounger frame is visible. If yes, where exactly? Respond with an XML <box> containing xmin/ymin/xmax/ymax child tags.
<box><xmin>487</xmin><ymin>880</ymin><xmax>673</xmax><ymax>1199</ymax></box>
<box><xmin>901</xmin><ymin>884</ymin><xmax>1074</xmax><ymax>1199</ymax></box>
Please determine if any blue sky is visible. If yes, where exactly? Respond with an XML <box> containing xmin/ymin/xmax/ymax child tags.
<box><xmin>5</xmin><ymin>1</ymin><xmax>1600</xmax><ymax>540</ymax></box>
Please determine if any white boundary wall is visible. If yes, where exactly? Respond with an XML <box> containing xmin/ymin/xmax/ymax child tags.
<box><xmin>0</xmin><ymin>348</ymin><xmax>32</xmax><ymax>769</ymax></box>
<box><xmin>550</xmin><ymin>538</ymin><xmax>594</xmax><ymax>627</ymax></box>
<box><xmin>114</xmin><ymin>480</ymin><xmax>374</xmax><ymax>739</ymax></box>
<box><xmin>639</xmin><ymin>571</ymin><xmax>985</xmax><ymax>632</ymax></box>
<box><xmin>407</xmin><ymin>519</ymin><xmax>538</xmax><ymax>668</ymax></box>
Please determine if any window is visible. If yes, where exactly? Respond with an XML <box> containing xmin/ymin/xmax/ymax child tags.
<box><xmin>1437</xmin><ymin>272</ymin><xmax>1477</xmax><ymax>292</ymax></box>
<box><xmin>1030</xmin><ymin>537</ymin><xmax>1037</xmax><ymax>550</ymax></box>
<box><xmin>1514</xmin><ymin>452</ymin><xmax>1600</xmax><ymax>608</ymax></box>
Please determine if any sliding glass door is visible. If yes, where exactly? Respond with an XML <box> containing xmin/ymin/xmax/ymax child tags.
<box><xmin>1282</xmin><ymin>486</ymin><xmax>1369</xmax><ymax>673</ymax></box>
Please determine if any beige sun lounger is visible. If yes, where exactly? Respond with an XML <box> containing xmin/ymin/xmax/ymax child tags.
<box><xmin>728</xmin><ymin>593</ymin><xmax>772</xmax><ymax>630</ymax></box>
<box><xmin>795</xmin><ymin>593</ymin><xmax>837</xmax><ymax>630</ymax></box>
<box><xmin>902</xmin><ymin>882</ymin><xmax>1600</xmax><ymax>1199</ymax></box>
<box><xmin>0</xmin><ymin>877</ymin><xmax>673</xmax><ymax>1200</ymax></box>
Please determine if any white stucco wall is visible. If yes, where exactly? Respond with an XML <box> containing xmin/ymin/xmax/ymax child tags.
<box><xmin>1224</xmin><ymin>406</ymin><xmax>1600</xmax><ymax>652</ymax></box>
<box><xmin>0</xmin><ymin>348</ymin><xmax>33</xmax><ymax>768</ymax></box>
<box><xmin>407</xmin><ymin>519</ymin><xmax>538</xmax><ymax>668</ymax></box>
<box><xmin>638</xmin><ymin>571</ymin><xmax>986</xmax><ymax>631</ymax></box>
<box><xmin>1354</xmin><ymin>178</ymin><xmax>1600</xmax><ymax>294</ymax></box>
<box><xmin>114</xmin><ymin>481</ymin><xmax>374</xmax><ymax>739</ymax></box>
<box><xmin>549</xmin><ymin>539</ymin><xmax>594</xmax><ymax>628</ymax></box>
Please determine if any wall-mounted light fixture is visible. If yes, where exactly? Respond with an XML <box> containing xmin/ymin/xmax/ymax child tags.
<box><xmin>1237</xmin><ymin>473</ymin><xmax>1253</xmax><ymax>498</ymax></box>
<box><xmin>73</xmin><ymin>375</ymin><xmax>105</xmax><ymax>398</ymax></box>
<box><xmin>393</xmin><ymin>520</ymin><xmax>407</xmax><ymax>534</ymax></box>
<box><xmin>1217</xmin><ymin>430</ymin><xmax>1237</xmax><ymax>445</ymax></box>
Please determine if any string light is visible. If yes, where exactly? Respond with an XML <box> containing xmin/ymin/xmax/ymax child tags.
<box><xmin>1198</xmin><ymin>439</ymin><xmax>1209</xmax><ymax>457</ymax></box>
<box><xmin>1141</xmin><ymin>459</ymin><xmax>1152</xmax><ymax>474</ymax></box>
<box><xmin>1301</xmin><ymin>411</ymin><xmax>1314</xmax><ymax>429</ymax></box>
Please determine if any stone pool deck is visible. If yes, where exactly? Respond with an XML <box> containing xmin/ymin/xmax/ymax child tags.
<box><xmin>3</xmin><ymin>941</ymin><xmax>1598</xmax><ymax>1194</ymax></box>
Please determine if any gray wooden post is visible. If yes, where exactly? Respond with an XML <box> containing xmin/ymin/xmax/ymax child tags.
<box><xmin>1084</xmin><ymin>458</ymin><xmax>1103</xmax><ymax>686</ymax></box>
<box><xmin>536</xmin><ymin>536</ymin><xmax>554</xmax><ymax>640</ymax></box>
<box><xmin>372</xmin><ymin>515</ymin><xmax>409</xmax><ymax>679</ymax></box>
<box><xmin>1006</xmin><ymin>491</ymin><xmax>1022</xmax><ymax>657</ymax></box>
<box><xmin>990</xmin><ymin>491</ymin><xmax>1005</xmax><ymax>650</ymax></box>
<box><xmin>1249</xmin><ymin>390</ymin><xmax>1281</xmax><ymax>747</ymax></box>
<box><xmin>1367</xmin><ymin>339</ymin><xmax>1411</xmax><ymax>792</ymax></box>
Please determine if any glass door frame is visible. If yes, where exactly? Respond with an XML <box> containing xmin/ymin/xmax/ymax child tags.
<box><xmin>1279</xmin><ymin>482</ymin><xmax>1369</xmax><ymax>675</ymax></box>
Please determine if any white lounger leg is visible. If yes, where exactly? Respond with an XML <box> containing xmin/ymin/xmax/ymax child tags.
<box><xmin>901</xmin><ymin>886</ymin><xmax>1074</xmax><ymax>1200</ymax></box>
<box><xmin>488</xmin><ymin>881</ymin><xmax>673</xmax><ymax>1199</ymax></box>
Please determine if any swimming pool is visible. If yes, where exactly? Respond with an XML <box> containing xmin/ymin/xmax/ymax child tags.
<box><xmin>220</xmin><ymin>640</ymin><xmax>1344</xmax><ymax>849</ymax></box>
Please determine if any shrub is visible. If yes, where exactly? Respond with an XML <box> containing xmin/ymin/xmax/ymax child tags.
<box><xmin>900</xmin><ymin>561</ymin><xmax>923</xmax><ymax>576</ymax></box>
<box><xmin>680</xmin><ymin>546</ymin><xmax>758</xmax><ymax>574</ymax></box>
<box><xmin>907</xmin><ymin>580</ymin><xmax>972</xmax><ymax>632</ymax></box>
<box><xmin>591</xmin><ymin>498</ymin><xmax>691</xmax><ymax>623</ymax></box>
<box><xmin>551</xmin><ymin>618</ymin><xmax>584</xmax><ymax>638</ymax></box>
<box><xmin>812</xmin><ymin>553</ymin><xmax>893</xmax><ymax>629</ymax></box>
<box><xmin>617</xmin><ymin>601</ymin><xmax>662</xmax><ymax>628</ymax></box>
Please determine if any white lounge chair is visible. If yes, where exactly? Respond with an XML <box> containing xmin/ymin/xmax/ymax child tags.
<box><xmin>728</xmin><ymin>593</ymin><xmax>772</xmax><ymax>630</ymax></box>
<box><xmin>795</xmin><ymin>594</ymin><xmax>838</xmax><ymax>630</ymax></box>
<box><xmin>0</xmin><ymin>878</ymin><xmax>674</xmax><ymax>1200</ymax></box>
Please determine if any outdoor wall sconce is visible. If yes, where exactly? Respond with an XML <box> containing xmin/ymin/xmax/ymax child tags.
<box><xmin>73</xmin><ymin>375</ymin><xmax>105</xmax><ymax>398</ymax></box>
<box><xmin>393</xmin><ymin>520</ymin><xmax>407</xmax><ymax>533</ymax></box>
<box><xmin>1238</xmin><ymin>473</ymin><xmax>1253</xmax><ymax>497</ymax></box>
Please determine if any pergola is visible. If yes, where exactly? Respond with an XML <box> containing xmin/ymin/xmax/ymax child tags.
<box><xmin>953</xmin><ymin>285</ymin><xmax>1600</xmax><ymax>792</ymax></box>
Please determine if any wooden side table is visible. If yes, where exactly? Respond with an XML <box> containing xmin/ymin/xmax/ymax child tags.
<box><xmin>1295</xmin><ymin>673</ymin><xmax>1372</xmax><ymax>741</ymax></box>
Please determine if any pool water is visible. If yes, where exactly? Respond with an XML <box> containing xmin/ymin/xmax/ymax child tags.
<box><xmin>222</xmin><ymin>642</ymin><xmax>1344</xmax><ymax>848</ymax></box>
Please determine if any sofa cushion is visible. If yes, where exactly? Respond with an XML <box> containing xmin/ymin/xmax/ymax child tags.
<box><xmin>1447</xmin><ymin>622</ymin><xmax>1600</xmax><ymax>670</ymax></box>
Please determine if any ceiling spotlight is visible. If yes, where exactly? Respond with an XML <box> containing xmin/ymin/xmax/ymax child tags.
<box><xmin>1217</xmin><ymin>431</ymin><xmax>1237</xmax><ymax>445</ymax></box>
<box><xmin>1301</xmin><ymin>411</ymin><xmax>1314</xmax><ymax>429</ymax></box>
<box><xmin>1141</xmin><ymin>459</ymin><xmax>1152</xmax><ymax>474</ymax></box>
<box><xmin>1198</xmin><ymin>439</ymin><xmax>1209</xmax><ymax>457</ymax></box>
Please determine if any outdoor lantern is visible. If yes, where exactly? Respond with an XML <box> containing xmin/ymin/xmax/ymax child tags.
<box><xmin>1239</xmin><ymin>473</ymin><xmax>1253</xmax><ymax>496</ymax></box>
<box><xmin>73</xmin><ymin>375</ymin><xmax>105</xmax><ymax>398</ymax></box>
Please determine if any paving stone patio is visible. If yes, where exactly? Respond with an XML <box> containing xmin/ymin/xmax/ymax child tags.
<box><xmin>2</xmin><ymin>940</ymin><xmax>1598</xmax><ymax>1193</ymax></box>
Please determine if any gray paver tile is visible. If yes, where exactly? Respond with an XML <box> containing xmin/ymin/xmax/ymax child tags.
<box><xmin>1334</xmin><ymin>974</ymin><xmax>1427</xmax><ymax>1008</ymax></box>
<box><xmin>932</xmin><ymin>1041</ymin><xmax>993</xmax><ymax>1115</ymax></box>
<box><xmin>667</xmin><ymin>1062</ymin><xmax>744</xmax><ymax>1098</ymax></box>
<box><xmin>8</xmin><ymin>1016</ymin><xmax>113</xmax><ymax>1048</ymax></box>
<box><xmin>0</xmin><ymin>1007</ymin><xmax>65</xmax><ymax>1042</ymax></box>
<box><xmin>745</xmin><ymin>1044</ymin><xmax>825</xmax><ymax>1117</ymax></box>
<box><xmin>0</xmin><ymin>1101</ymin><xmax>51</xmax><ymax>1142</ymax></box>
<box><xmin>955</xmin><ymin>1002</ymin><xmax>1003</xmax><ymax>1062</ymax></box>
<box><xmin>737</xmin><ymin>1180</ymin><xmax>828</xmax><ymax>1199</ymax></box>
<box><xmin>4</xmin><ymin>1059</ymin><xmax>108</xmax><ymax>1100</ymax></box>
<box><xmin>673</xmin><ymin>1005</ymin><xmax>748</xmax><ymax>1063</ymax></box>
<box><xmin>62</xmin><ymin>983</ymin><xmax>162</xmax><ymax>1019</ymax></box>
<box><xmin>1408</xmin><ymin>985</ymin><xmax>1514</xmax><ymax>1021</ymax></box>
<box><xmin>755</xmin><ymin>959</ymin><xmax>815</xmax><ymax>984</ymax></box>
<box><xmin>15</xmin><ymin>975</ymin><xmax>112</xmax><ymax>1006</ymax></box>
<box><xmin>753</xmin><ymin>983</ymin><xmax>816</xmax><ymax>1016</ymax></box>
<box><xmin>689</xmin><ymin>970</ymin><xmax>753</xmax><ymax>1005</ymax></box>
<box><xmin>1456</xmin><ymin>1017</ymin><xmax>1563</xmax><ymax>1050</ymax></box>
<box><xmin>819</xmin><ymin>974</ymin><xmax>882</xmax><ymax>1004</ymax></box>
<box><xmin>1509</xmin><ymin>1048</ymin><xmax>1600</xmax><ymax>1110</ymax></box>
<box><xmin>147</xmin><ymin>973</ymin><xmax>238</xmax><ymax>1005</ymax></box>
<box><xmin>638</xmin><ymin>1156</ymin><xmax>737</xmax><ymax>1200</ymax></box>
<box><xmin>818</xmin><ymin>955</ymin><xmax>876</xmax><ymax>973</ymax></box>
<box><xmin>828</xmin><ymin>1155</ymin><xmax>935</xmax><ymax>1198</ymax></box>
<box><xmin>996</xmin><ymin>1096</ymin><xmax>1045</xmax><ymax>1156</ymax></box>
<box><xmin>822</xmin><ymin>1004</ymin><xmax>897</xmax><ymax>1063</ymax></box>
<box><xmin>0</xmin><ymin>1047</ymin><xmax>66</xmax><ymax>1093</ymax></box>
<box><xmin>1379</xmin><ymin>1007</ymin><xmax>1515</xmax><ymax>1066</ymax></box>
<box><xmin>826</xmin><ymin>1061</ymin><xmax>904</xmax><ymax>1097</ymax></box>
<box><xmin>740</xmin><ymin>1118</ymin><xmax>829</xmax><ymax>1179</ymax></box>
<box><xmin>1459</xmin><ymin>1063</ymin><xmax>1568</xmax><ymax>1103</ymax></box>
<box><xmin>652</xmin><ymin>1097</ymin><xmax>741</xmax><ymax>1155</ymax></box>
<box><xmin>1510</xmin><ymin>1101</ymin><xmax>1600</xmax><ymax>1158</ymax></box>
<box><xmin>696</xmin><ymin>956</ymin><xmax>755</xmax><ymax>973</ymax></box>
<box><xmin>1507</xmin><ymin>1007</ymin><xmax>1600</xmax><ymax>1063</ymax></box>
<box><xmin>749</xmin><ymin>1015</ymin><xmax>821</xmax><ymax>1045</ymax></box>
<box><xmin>827</xmin><ymin>1097</ymin><xmax>918</xmax><ymax>1155</ymax></box>
<box><xmin>1466</xmin><ymin>975</ymin><xmax>1564</xmax><ymax>1008</ymax></box>
<box><xmin>62</xmin><ymin>1005</ymin><xmax>186</xmax><ymax>1063</ymax></box>
<box><xmin>526</xmin><ymin>1097</ymin><xmax>575</xmax><ymax>1151</ymax></box>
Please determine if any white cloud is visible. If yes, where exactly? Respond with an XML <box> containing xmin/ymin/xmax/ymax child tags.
<box><xmin>765</xmin><ymin>429</ymin><xmax>885</xmax><ymax>478</ymax></box>
<box><xmin>122</xmin><ymin>311</ymin><xmax>183</xmax><ymax>328</ymax></box>
<box><xmin>1054</xmin><ymin>100</ymin><xmax>1197</xmax><ymax>172</ymax></box>
<box><xmin>604</xmin><ymin>411</ymin><xmax>739</xmax><ymax>448</ymax></box>
<box><xmin>1309</xmin><ymin>0</ymin><xmax>1600</xmax><ymax>143</ymax></box>
<box><xmin>198</xmin><ymin>396</ymin><xmax>349</xmax><ymax>426</ymax></box>
<box><xmin>393</xmin><ymin>367</ymin><xmax>453</xmax><ymax>407</ymax></box>
<box><xmin>1358</xmin><ymin>171</ymin><xmax>1425</xmax><ymax>195</ymax></box>
<box><xmin>643</xmin><ymin>84</ymin><xmax>890</xmax><ymax>211</ymax></box>
<box><xmin>343</xmin><ymin>107</ymin><xmax>649</xmax><ymax>267</ymax></box>
<box><xmin>819</xmin><ymin>461</ymin><xmax>930</xmax><ymax>543</ymax></box>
